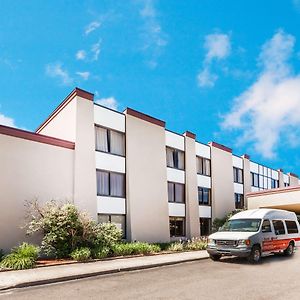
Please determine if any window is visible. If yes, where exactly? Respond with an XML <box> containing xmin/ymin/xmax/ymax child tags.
<box><xmin>272</xmin><ymin>220</ymin><xmax>285</xmax><ymax>235</ymax></box>
<box><xmin>169</xmin><ymin>217</ymin><xmax>185</xmax><ymax>237</ymax></box>
<box><xmin>168</xmin><ymin>182</ymin><xmax>185</xmax><ymax>203</ymax></box>
<box><xmin>285</xmin><ymin>220</ymin><xmax>298</xmax><ymax>234</ymax></box>
<box><xmin>96</xmin><ymin>170</ymin><xmax>125</xmax><ymax>197</ymax></box>
<box><xmin>166</xmin><ymin>147</ymin><xmax>185</xmax><ymax>170</ymax></box>
<box><xmin>233</xmin><ymin>167</ymin><xmax>243</xmax><ymax>184</ymax></box>
<box><xmin>251</xmin><ymin>173</ymin><xmax>259</xmax><ymax>187</ymax></box>
<box><xmin>261</xmin><ymin>219</ymin><xmax>272</xmax><ymax>232</ymax></box>
<box><xmin>271</xmin><ymin>179</ymin><xmax>279</xmax><ymax>189</ymax></box>
<box><xmin>234</xmin><ymin>193</ymin><xmax>244</xmax><ymax>209</ymax></box>
<box><xmin>284</xmin><ymin>182</ymin><xmax>290</xmax><ymax>187</ymax></box>
<box><xmin>200</xmin><ymin>218</ymin><xmax>211</xmax><ymax>236</ymax></box>
<box><xmin>95</xmin><ymin>126</ymin><xmax>125</xmax><ymax>156</ymax></box>
<box><xmin>198</xmin><ymin>187</ymin><xmax>211</xmax><ymax>205</ymax></box>
<box><xmin>98</xmin><ymin>214</ymin><xmax>126</xmax><ymax>238</ymax></box>
<box><xmin>197</xmin><ymin>157</ymin><xmax>211</xmax><ymax>176</ymax></box>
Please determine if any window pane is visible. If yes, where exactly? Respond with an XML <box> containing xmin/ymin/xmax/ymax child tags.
<box><xmin>200</xmin><ymin>218</ymin><xmax>211</xmax><ymax>236</ymax></box>
<box><xmin>168</xmin><ymin>182</ymin><xmax>175</xmax><ymax>202</ymax></box>
<box><xmin>175</xmin><ymin>184</ymin><xmax>185</xmax><ymax>203</ymax></box>
<box><xmin>198</xmin><ymin>187</ymin><xmax>203</xmax><ymax>204</ymax></box>
<box><xmin>261</xmin><ymin>220</ymin><xmax>271</xmax><ymax>232</ymax></box>
<box><xmin>97</xmin><ymin>171</ymin><xmax>109</xmax><ymax>195</ymax></box>
<box><xmin>203</xmin><ymin>188</ymin><xmax>210</xmax><ymax>205</ymax></box>
<box><xmin>95</xmin><ymin>127</ymin><xmax>108</xmax><ymax>152</ymax></box>
<box><xmin>110</xmin><ymin>173</ymin><xmax>125</xmax><ymax>197</ymax></box>
<box><xmin>197</xmin><ymin>157</ymin><xmax>203</xmax><ymax>174</ymax></box>
<box><xmin>205</xmin><ymin>159</ymin><xmax>211</xmax><ymax>176</ymax></box>
<box><xmin>110</xmin><ymin>130</ymin><xmax>125</xmax><ymax>156</ymax></box>
<box><xmin>272</xmin><ymin>220</ymin><xmax>285</xmax><ymax>235</ymax></box>
<box><xmin>177</xmin><ymin>151</ymin><xmax>185</xmax><ymax>170</ymax></box>
<box><xmin>285</xmin><ymin>221</ymin><xmax>298</xmax><ymax>234</ymax></box>
<box><xmin>98</xmin><ymin>214</ymin><xmax>110</xmax><ymax>223</ymax></box>
<box><xmin>238</xmin><ymin>169</ymin><xmax>243</xmax><ymax>183</ymax></box>
<box><xmin>170</xmin><ymin>217</ymin><xmax>185</xmax><ymax>237</ymax></box>
<box><xmin>111</xmin><ymin>215</ymin><xmax>126</xmax><ymax>238</ymax></box>
<box><xmin>235</xmin><ymin>193</ymin><xmax>244</xmax><ymax>209</ymax></box>
<box><xmin>166</xmin><ymin>148</ymin><xmax>174</xmax><ymax>168</ymax></box>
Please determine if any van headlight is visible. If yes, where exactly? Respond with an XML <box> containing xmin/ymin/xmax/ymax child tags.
<box><xmin>238</xmin><ymin>239</ymin><xmax>251</xmax><ymax>246</ymax></box>
<box><xmin>208</xmin><ymin>239</ymin><xmax>216</xmax><ymax>245</ymax></box>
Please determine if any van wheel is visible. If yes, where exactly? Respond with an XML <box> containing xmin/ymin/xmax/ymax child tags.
<box><xmin>247</xmin><ymin>245</ymin><xmax>261</xmax><ymax>264</ymax></box>
<box><xmin>210</xmin><ymin>254</ymin><xmax>221</xmax><ymax>261</ymax></box>
<box><xmin>284</xmin><ymin>242</ymin><xmax>294</xmax><ymax>256</ymax></box>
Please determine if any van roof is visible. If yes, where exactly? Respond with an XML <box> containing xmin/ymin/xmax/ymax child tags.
<box><xmin>230</xmin><ymin>209</ymin><xmax>297</xmax><ymax>220</ymax></box>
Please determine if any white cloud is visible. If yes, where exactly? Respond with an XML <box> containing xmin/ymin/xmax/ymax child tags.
<box><xmin>197</xmin><ymin>67</ymin><xmax>218</xmax><ymax>88</ymax></box>
<box><xmin>76</xmin><ymin>71</ymin><xmax>90</xmax><ymax>80</ymax></box>
<box><xmin>222</xmin><ymin>30</ymin><xmax>300</xmax><ymax>159</ymax></box>
<box><xmin>95</xmin><ymin>96</ymin><xmax>118</xmax><ymax>110</ymax></box>
<box><xmin>46</xmin><ymin>63</ymin><xmax>73</xmax><ymax>86</ymax></box>
<box><xmin>85</xmin><ymin>21</ymin><xmax>101</xmax><ymax>35</ymax></box>
<box><xmin>204</xmin><ymin>33</ymin><xmax>231</xmax><ymax>63</ymax></box>
<box><xmin>0</xmin><ymin>113</ymin><xmax>16</xmax><ymax>127</ymax></box>
<box><xmin>197</xmin><ymin>32</ymin><xmax>231</xmax><ymax>88</ymax></box>
<box><xmin>91</xmin><ymin>40</ymin><xmax>101</xmax><ymax>61</ymax></box>
<box><xmin>139</xmin><ymin>0</ymin><xmax>168</xmax><ymax>68</ymax></box>
<box><xmin>76</xmin><ymin>50</ymin><xmax>86</xmax><ymax>60</ymax></box>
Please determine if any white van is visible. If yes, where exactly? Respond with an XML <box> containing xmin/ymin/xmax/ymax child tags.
<box><xmin>207</xmin><ymin>209</ymin><xmax>300</xmax><ymax>263</ymax></box>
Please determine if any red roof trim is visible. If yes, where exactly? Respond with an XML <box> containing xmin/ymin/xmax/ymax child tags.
<box><xmin>209</xmin><ymin>141</ymin><xmax>232</xmax><ymax>153</ymax></box>
<box><xmin>184</xmin><ymin>131</ymin><xmax>196</xmax><ymax>139</ymax></box>
<box><xmin>36</xmin><ymin>87</ymin><xmax>94</xmax><ymax>133</ymax></box>
<box><xmin>247</xmin><ymin>185</ymin><xmax>300</xmax><ymax>198</ymax></box>
<box><xmin>0</xmin><ymin>125</ymin><xmax>75</xmax><ymax>150</ymax></box>
<box><xmin>288</xmin><ymin>172</ymin><xmax>299</xmax><ymax>178</ymax></box>
<box><xmin>125</xmin><ymin>108</ymin><xmax>165</xmax><ymax>128</ymax></box>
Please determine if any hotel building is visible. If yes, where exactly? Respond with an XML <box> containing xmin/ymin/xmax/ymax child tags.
<box><xmin>0</xmin><ymin>88</ymin><xmax>299</xmax><ymax>251</ymax></box>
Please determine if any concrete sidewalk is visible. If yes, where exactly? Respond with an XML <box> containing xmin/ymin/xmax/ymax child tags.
<box><xmin>0</xmin><ymin>251</ymin><xmax>209</xmax><ymax>291</ymax></box>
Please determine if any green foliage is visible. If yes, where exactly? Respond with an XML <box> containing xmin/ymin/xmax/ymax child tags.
<box><xmin>0</xmin><ymin>249</ymin><xmax>4</xmax><ymax>262</ymax></box>
<box><xmin>167</xmin><ymin>242</ymin><xmax>184</xmax><ymax>252</ymax></box>
<box><xmin>113</xmin><ymin>242</ymin><xmax>161</xmax><ymax>256</ymax></box>
<box><xmin>184</xmin><ymin>237</ymin><xmax>207</xmax><ymax>251</ymax></box>
<box><xmin>212</xmin><ymin>209</ymin><xmax>245</xmax><ymax>232</ymax></box>
<box><xmin>91</xmin><ymin>246</ymin><xmax>110</xmax><ymax>259</ymax></box>
<box><xmin>0</xmin><ymin>243</ymin><xmax>39</xmax><ymax>270</ymax></box>
<box><xmin>70</xmin><ymin>247</ymin><xmax>91</xmax><ymax>262</ymax></box>
<box><xmin>25</xmin><ymin>200</ymin><xmax>122</xmax><ymax>258</ymax></box>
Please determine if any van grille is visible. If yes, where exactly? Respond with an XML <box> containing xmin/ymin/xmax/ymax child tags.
<box><xmin>216</xmin><ymin>240</ymin><xmax>237</xmax><ymax>247</ymax></box>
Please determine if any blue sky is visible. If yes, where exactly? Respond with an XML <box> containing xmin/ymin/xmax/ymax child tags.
<box><xmin>1</xmin><ymin>0</ymin><xmax>300</xmax><ymax>174</ymax></box>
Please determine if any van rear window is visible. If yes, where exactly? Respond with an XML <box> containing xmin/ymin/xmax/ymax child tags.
<box><xmin>285</xmin><ymin>220</ymin><xmax>299</xmax><ymax>234</ymax></box>
<box><xmin>272</xmin><ymin>220</ymin><xmax>285</xmax><ymax>235</ymax></box>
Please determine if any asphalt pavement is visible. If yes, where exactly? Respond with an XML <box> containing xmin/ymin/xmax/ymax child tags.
<box><xmin>1</xmin><ymin>251</ymin><xmax>300</xmax><ymax>299</ymax></box>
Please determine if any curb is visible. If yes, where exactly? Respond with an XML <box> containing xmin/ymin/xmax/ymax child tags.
<box><xmin>0</xmin><ymin>255</ymin><xmax>209</xmax><ymax>291</ymax></box>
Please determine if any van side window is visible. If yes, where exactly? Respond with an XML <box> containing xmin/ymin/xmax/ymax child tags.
<box><xmin>272</xmin><ymin>220</ymin><xmax>285</xmax><ymax>235</ymax></box>
<box><xmin>261</xmin><ymin>220</ymin><xmax>271</xmax><ymax>232</ymax></box>
<box><xmin>285</xmin><ymin>220</ymin><xmax>299</xmax><ymax>234</ymax></box>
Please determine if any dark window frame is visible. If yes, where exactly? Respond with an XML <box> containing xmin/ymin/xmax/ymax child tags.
<box><xmin>169</xmin><ymin>217</ymin><xmax>186</xmax><ymax>237</ymax></box>
<box><xmin>96</xmin><ymin>169</ymin><xmax>126</xmax><ymax>198</ymax></box>
<box><xmin>95</xmin><ymin>125</ymin><xmax>125</xmax><ymax>157</ymax></box>
<box><xmin>234</xmin><ymin>193</ymin><xmax>244</xmax><ymax>209</ymax></box>
<box><xmin>233</xmin><ymin>167</ymin><xmax>243</xmax><ymax>184</ymax></box>
<box><xmin>168</xmin><ymin>181</ymin><xmax>185</xmax><ymax>203</ymax></box>
<box><xmin>198</xmin><ymin>187</ymin><xmax>211</xmax><ymax>206</ymax></box>
<box><xmin>197</xmin><ymin>156</ymin><xmax>211</xmax><ymax>176</ymax></box>
<box><xmin>166</xmin><ymin>147</ymin><xmax>185</xmax><ymax>170</ymax></box>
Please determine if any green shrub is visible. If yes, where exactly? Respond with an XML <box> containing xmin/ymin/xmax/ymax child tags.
<box><xmin>0</xmin><ymin>249</ymin><xmax>4</xmax><ymax>262</ymax></box>
<box><xmin>0</xmin><ymin>243</ymin><xmax>39</xmax><ymax>270</ymax></box>
<box><xmin>91</xmin><ymin>246</ymin><xmax>110</xmax><ymax>259</ymax></box>
<box><xmin>25</xmin><ymin>200</ymin><xmax>122</xmax><ymax>258</ymax></box>
<box><xmin>113</xmin><ymin>242</ymin><xmax>161</xmax><ymax>256</ymax></box>
<box><xmin>155</xmin><ymin>243</ymin><xmax>172</xmax><ymax>251</ymax></box>
<box><xmin>70</xmin><ymin>247</ymin><xmax>91</xmax><ymax>262</ymax></box>
<box><xmin>167</xmin><ymin>242</ymin><xmax>184</xmax><ymax>252</ymax></box>
<box><xmin>184</xmin><ymin>237</ymin><xmax>207</xmax><ymax>251</ymax></box>
<box><xmin>212</xmin><ymin>209</ymin><xmax>245</xmax><ymax>232</ymax></box>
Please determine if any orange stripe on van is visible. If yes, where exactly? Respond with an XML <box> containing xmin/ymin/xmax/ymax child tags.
<box><xmin>262</xmin><ymin>237</ymin><xmax>300</xmax><ymax>252</ymax></box>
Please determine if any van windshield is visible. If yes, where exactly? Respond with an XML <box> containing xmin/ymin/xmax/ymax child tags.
<box><xmin>219</xmin><ymin>219</ymin><xmax>261</xmax><ymax>232</ymax></box>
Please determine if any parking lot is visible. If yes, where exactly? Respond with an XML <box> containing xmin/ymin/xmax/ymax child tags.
<box><xmin>1</xmin><ymin>251</ymin><xmax>300</xmax><ymax>300</ymax></box>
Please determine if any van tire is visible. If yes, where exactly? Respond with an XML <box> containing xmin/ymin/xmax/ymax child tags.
<box><xmin>247</xmin><ymin>245</ymin><xmax>261</xmax><ymax>264</ymax></box>
<box><xmin>210</xmin><ymin>254</ymin><xmax>221</xmax><ymax>261</ymax></box>
<box><xmin>284</xmin><ymin>242</ymin><xmax>294</xmax><ymax>256</ymax></box>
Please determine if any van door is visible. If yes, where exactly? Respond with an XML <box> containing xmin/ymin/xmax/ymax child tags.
<box><xmin>261</xmin><ymin>219</ymin><xmax>275</xmax><ymax>253</ymax></box>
